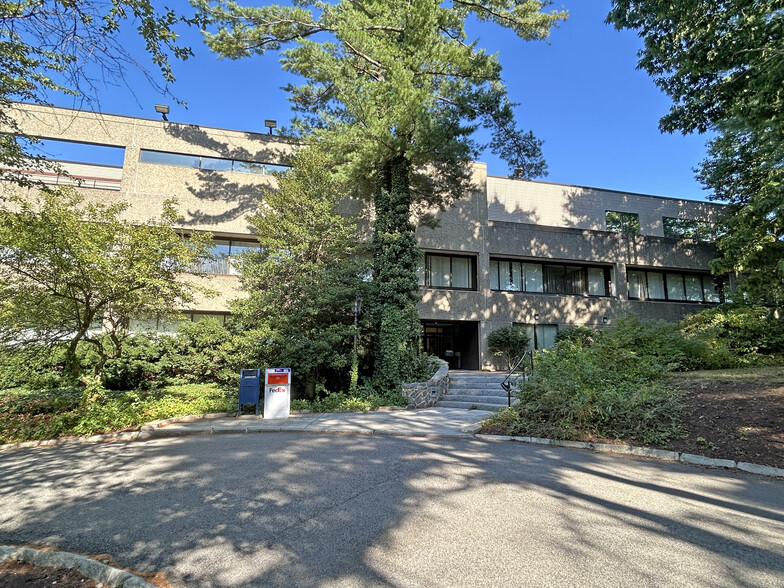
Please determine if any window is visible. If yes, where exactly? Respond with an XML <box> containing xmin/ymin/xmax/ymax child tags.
<box><xmin>193</xmin><ymin>239</ymin><xmax>261</xmax><ymax>275</ymax></box>
<box><xmin>490</xmin><ymin>258</ymin><xmax>612</xmax><ymax>296</ymax></box>
<box><xmin>627</xmin><ymin>269</ymin><xmax>725</xmax><ymax>303</ymax></box>
<box><xmin>129</xmin><ymin>312</ymin><xmax>228</xmax><ymax>333</ymax></box>
<box><xmin>663</xmin><ymin>217</ymin><xmax>713</xmax><ymax>241</ymax></box>
<box><xmin>515</xmin><ymin>323</ymin><xmax>558</xmax><ymax>350</ymax></box>
<box><xmin>140</xmin><ymin>149</ymin><xmax>290</xmax><ymax>176</ymax></box>
<box><xmin>418</xmin><ymin>254</ymin><xmax>476</xmax><ymax>289</ymax></box>
<box><xmin>606</xmin><ymin>210</ymin><xmax>640</xmax><ymax>234</ymax></box>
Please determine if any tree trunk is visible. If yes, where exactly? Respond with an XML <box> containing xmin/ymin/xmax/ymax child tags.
<box><xmin>371</xmin><ymin>154</ymin><xmax>423</xmax><ymax>392</ymax></box>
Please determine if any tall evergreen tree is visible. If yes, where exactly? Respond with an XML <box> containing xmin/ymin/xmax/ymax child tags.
<box><xmin>607</xmin><ymin>1</ymin><xmax>784</xmax><ymax>306</ymax></box>
<box><xmin>197</xmin><ymin>0</ymin><xmax>566</xmax><ymax>390</ymax></box>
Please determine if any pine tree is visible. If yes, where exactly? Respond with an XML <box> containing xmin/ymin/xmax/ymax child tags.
<box><xmin>198</xmin><ymin>0</ymin><xmax>566</xmax><ymax>390</ymax></box>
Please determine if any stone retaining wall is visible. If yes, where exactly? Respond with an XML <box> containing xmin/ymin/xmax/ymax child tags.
<box><xmin>402</xmin><ymin>360</ymin><xmax>449</xmax><ymax>409</ymax></box>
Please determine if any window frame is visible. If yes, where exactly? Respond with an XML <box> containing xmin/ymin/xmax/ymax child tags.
<box><xmin>626</xmin><ymin>268</ymin><xmax>724</xmax><ymax>303</ymax></box>
<box><xmin>490</xmin><ymin>257</ymin><xmax>614</xmax><ymax>297</ymax></box>
<box><xmin>606</xmin><ymin>210</ymin><xmax>640</xmax><ymax>234</ymax></box>
<box><xmin>419</xmin><ymin>253</ymin><xmax>477</xmax><ymax>291</ymax></box>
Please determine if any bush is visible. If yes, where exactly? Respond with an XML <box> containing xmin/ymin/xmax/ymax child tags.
<box><xmin>0</xmin><ymin>383</ymin><xmax>235</xmax><ymax>443</ymax></box>
<box><xmin>290</xmin><ymin>383</ymin><xmax>406</xmax><ymax>412</ymax></box>
<box><xmin>680</xmin><ymin>304</ymin><xmax>784</xmax><ymax>363</ymax></box>
<box><xmin>554</xmin><ymin>325</ymin><xmax>596</xmax><ymax>346</ymax></box>
<box><xmin>487</xmin><ymin>326</ymin><xmax>530</xmax><ymax>370</ymax></box>
<box><xmin>100</xmin><ymin>334</ymin><xmax>163</xmax><ymax>390</ymax></box>
<box><xmin>601</xmin><ymin>313</ymin><xmax>718</xmax><ymax>371</ymax></box>
<box><xmin>487</xmin><ymin>337</ymin><xmax>685</xmax><ymax>445</ymax></box>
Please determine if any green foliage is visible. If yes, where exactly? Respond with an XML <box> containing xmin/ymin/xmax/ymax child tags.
<box><xmin>154</xmin><ymin>319</ymin><xmax>267</xmax><ymax>388</ymax></box>
<box><xmin>487</xmin><ymin>326</ymin><xmax>530</xmax><ymax>370</ymax></box>
<box><xmin>554</xmin><ymin>325</ymin><xmax>595</xmax><ymax>346</ymax></box>
<box><xmin>699</xmin><ymin>125</ymin><xmax>784</xmax><ymax>306</ymax></box>
<box><xmin>607</xmin><ymin>2</ymin><xmax>784</xmax><ymax>306</ymax></box>
<box><xmin>0</xmin><ymin>383</ymin><xmax>234</xmax><ymax>444</ymax></box>
<box><xmin>600</xmin><ymin>314</ymin><xmax>716</xmax><ymax>372</ymax></box>
<box><xmin>0</xmin><ymin>188</ymin><xmax>212</xmax><ymax>379</ymax></box>
<box><xmin>290</xmin><ymin>384</ymin><xmax>406</xmax><ymax>413</ymax></box>
<box><xmin>485</xmin><ymin>311</ymin><xmax>784</xmax><ymax>444</ymax></box>
<box><xmin>1</xmin><ymin>1</ymin><xmax>197</xmax><ymax>185</ymax></box>
<box><xmin>680</xmin><ymin>304</ymin><xmax>784</xmax><ymax>363</ymax></box>
<box><xmin>510</xmin><ymin>340</ymin><xmax>684</xmax><ymax>445</ymax></box>
<box><xmin>198</xmin><ymin>0</ymin><xmax>566</xmax><ymax>392</ymax></box>
<box><xmin>233</xmin><ymin>147</ymin><xmax>368</xmax><ymax>397</ymax></box>
<box><xmin>484</xmin><ymin>327</ymin><xmax>685</xmax><ymax>445</ymax></box>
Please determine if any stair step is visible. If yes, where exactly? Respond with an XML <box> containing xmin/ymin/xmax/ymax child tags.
<box><xmin>438</xmin><ymin>400</ymin><xmax>508</xmax><ymax>411</ymax></box>
<box><xmin>443</xmin><ymin>387</ymin><xmax>509</xmax><ymax>396</ymax></box>
<box><xmin>441</xmin><ymin>394</ymin><xmax>508</xmax><ymax>404</ymax></box>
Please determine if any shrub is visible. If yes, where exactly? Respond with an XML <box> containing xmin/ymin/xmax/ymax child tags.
<box><xmin>100</xmin><ymin>334</ymin><xmax>163</xmax><ymax>390</ymax></box>
<box><xmin>600</xmin><ymin>313</ymin><xmax>717</xmax><ymax>371</ymax></box>
<box><xmin>291</xmin><ymin>383</ymin><xmax>406</xmax><ymax>412</ymax></box>
<box><xmin>487</xmin><ymin>326</ymin><xmax>530</xmax><ymax>370</ymax></box>
<box><xmin>680</xmin><ymin>304</ymin><xmax>784</xmax><ymax>362</ymax></box>
<box><xmin>0</xmin><ymin>383</ymin><xmax>235</xmax><ymax>443</ymax></box>
<box><xmin>554</xmin><ymin>325</ymin><xmax>596</xmax><ymax>346</ymax></box>
<box><xmin>491</xmin><ymin>339</ymin><xmax>685</xmax><ymax>445</ymax></box>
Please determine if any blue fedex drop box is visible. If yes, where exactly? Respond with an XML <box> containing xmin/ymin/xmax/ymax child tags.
<box><xmin>238</xmin><ymin>369</ymin><xmax>261</xmax><ymax>415</ymax></box>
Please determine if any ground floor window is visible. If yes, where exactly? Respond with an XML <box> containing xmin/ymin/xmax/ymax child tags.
<box><xmin>627</xmin><ymin>269</ymin><xmax>723</xmax><ymax>303</ymax></box>
<box><xmin>129</xmin><ymin>312</ymin><xmax>229</xmax><ymax>333</ymax></box>
<box><xmin>514</xmin><ymin>323</ymin><xmax>558</xmax><ymax>350</ymax></box>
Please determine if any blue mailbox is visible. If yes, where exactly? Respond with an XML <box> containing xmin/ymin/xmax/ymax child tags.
<box><xmin>238</xmin><ymin>369</ymin><xmax>261</xmax><ymax>416</ymax></box>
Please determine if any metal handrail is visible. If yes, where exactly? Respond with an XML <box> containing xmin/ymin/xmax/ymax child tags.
<box><xmin>500</xmin><ymin>350</ymin><xmax>534</xmax><ymax>407</ymax></box>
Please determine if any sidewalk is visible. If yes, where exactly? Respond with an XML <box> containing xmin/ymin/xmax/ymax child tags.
<box><xmin>143</xmin><ymin>407</ymin><xmax>494</xmax><ymax>439</ymax></box>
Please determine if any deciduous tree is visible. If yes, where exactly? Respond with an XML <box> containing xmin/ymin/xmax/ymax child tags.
<box><xmin>607</xmin><ymin>1</ymin><xmax>784</xmax><ymax>306</ymax></box>
<box><xmin>0</xmin><ymin>188</ymin><xmax>212</xmax><ymax>380</ymax></box>
<box><xmin>0</xmin><ymin>0</ymin><xmax>197</xmax><ymax>185</ymax></box>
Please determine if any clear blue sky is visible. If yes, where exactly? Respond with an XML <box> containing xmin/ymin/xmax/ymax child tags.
<box><xmin>47</xmin><ymin>1</ymin><xmax>713</xmax><ymax>201</ymax></box>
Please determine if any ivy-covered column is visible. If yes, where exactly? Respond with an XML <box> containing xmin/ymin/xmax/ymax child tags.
<box><xmin>371</xmin><ymin>155</ymin><xmax>423</xmax><ymax>392</ymax></box>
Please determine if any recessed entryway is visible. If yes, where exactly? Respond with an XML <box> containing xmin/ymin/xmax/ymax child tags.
<box><xmin>421</xmin><ymin>320</ymin><xmax>479</xmax><ymax>370</ymax></box>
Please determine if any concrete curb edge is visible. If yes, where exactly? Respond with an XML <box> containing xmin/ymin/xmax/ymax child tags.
<box><xmin>2</xmin><ymin>413</ymin><xmax>781</xmax><ymax>480</ymax></box>
<box><xmin>0</xmin><ymin>545</ymin><xmax>155</xmax><ymax>587</ymax></box>
<box><xmin>473</xmin><ymin>434</ymin><xmax>784</xmax><ymax>479</ymax></box>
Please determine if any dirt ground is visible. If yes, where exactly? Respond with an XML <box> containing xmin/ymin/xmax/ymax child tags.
<box><xmin>0</xmin><ymin>551</ymin><xmax>172</xmax><ymax>588</ymax></box>
<box><xmin>663</xmin><ymin>367</ymin><xmax>784</xmax><ymax>469</ymax></box>
<box><xmin>0</xmin><ymin>560</ymin><xmax>100</xmax><ymax>587</ymax></box>
<box><xmin>479</xmin><ymin>367</ymin><xmax>784</xmax><ymax>470</ymax></box>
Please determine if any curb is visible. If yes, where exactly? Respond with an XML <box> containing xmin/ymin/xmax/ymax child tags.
<box><xmin>474</xmin><ymin>434</ymin><xmax>784</xmax><ymax>479</ymax></box>
<box><xmin>0</xmin><ymin>545</ymin><xmax>155</xmax><ymax>587</ymax></box>
<box><xmin>2</xmin><ymin>413</ymin><xmax>782</xmax><ymax>480</ymax></box>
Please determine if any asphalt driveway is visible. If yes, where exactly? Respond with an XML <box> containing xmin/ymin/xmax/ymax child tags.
<box><xmin>1</xmin><ymin>434</ymin><xmax>783</xmax><ymax>587</ymax></box>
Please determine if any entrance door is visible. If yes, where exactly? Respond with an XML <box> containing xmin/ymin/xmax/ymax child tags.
<box><xmin>421</xmin><ymin>320</ymin><xmax>479</xmax><ymax>370</ymax></box>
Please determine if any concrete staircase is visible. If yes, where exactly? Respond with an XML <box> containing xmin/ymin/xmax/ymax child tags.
<box><xmin>438</xmin><ymin>370</ymin><xmax>513</xmax><ymax>411</ymax></box>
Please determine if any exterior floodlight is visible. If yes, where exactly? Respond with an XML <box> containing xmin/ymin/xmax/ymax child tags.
<box><xmin>534</xmin><ymin>313</ymin><xmax>540</xmax><ymax>321</ymax></box>
<box><xmin>154</xmin><ymin>104</ymin><xmax>170</xmax><ymax>121</ymax></box>
<box><xmin>264</xmin><ymin>119</ymin><xmax>277</xmax><ymax>134</ymax></box>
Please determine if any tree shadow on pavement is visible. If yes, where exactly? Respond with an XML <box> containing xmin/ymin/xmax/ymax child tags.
<box><xmin>0</xmin><ymin>434</ymin><xmax>783</xmax><ymax>587</ymax></box>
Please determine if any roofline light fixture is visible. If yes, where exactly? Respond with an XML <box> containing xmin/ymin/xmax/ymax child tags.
<box><xmin>264</xmin><ymin>119</ymin><xmax>277</xmax><ymax>135</ymax></box>
<box><xmin>154</xmin><ymin>104</ymin><xmax>170</xmax><ymax>121</ymax></box>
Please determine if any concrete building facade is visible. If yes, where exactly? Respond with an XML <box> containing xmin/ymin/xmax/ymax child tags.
<box><xmin>4</xmin><ymin>104</ymin><xmax>726</xmax><ymax>370</ymax></box>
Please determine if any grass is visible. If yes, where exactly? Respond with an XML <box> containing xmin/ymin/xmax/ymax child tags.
<box><xmin>0</xmin><ymin>384</ymin><xmax>236</xmax><ymax>444</ymax></box>
<box><xmin>665</xmin><ymin>366</ymin><xmax>784</xmax><ymax>384</ymax></box>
